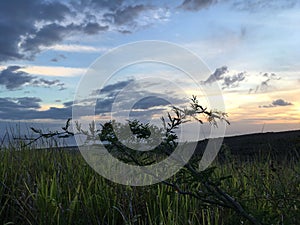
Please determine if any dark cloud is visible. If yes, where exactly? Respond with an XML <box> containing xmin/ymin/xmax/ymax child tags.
<box><xmin>203</xmin><ymin>66</ymin><xmax>245</xmax><ymax>89</ymax></box>
<box><xmin>74</xmin><ymin>79</ymin><xmax>135</xmax><ymax>115</ymax></box>
<box><xmin>0</xmin><ymin>0</ymin><xmax>168</xmax><ymax>62</ymax></box>
<box><xmin>95</xmin><ymin>98</ymin><xmax>115</xmax><ymax>114</ymax></box>
<box><xmin>0</xmin><ymin>0</ymin><xmax>296</xmax><ymax>63</ymax></box>
<box><xmin>102</xmin><ymin>4</ymin><xmax>168</xmax><ymax>34</ymax></box>
<box><xmin>16</xmin><ymin>97</ymin><xmax>42</xmax><ymax>109</ymax></box>
<box><xmin>203</xmin><ymin>66</ymin><xmax>228</xmax><ymax>84</ymax></box>
<box><xmin>20</xmin><ymin>23</ymin><xmax>80</xmax><ymax>56</ymax></box>
<box><xmin>34</xmin><ymin>79</ymin><xmax>55</xmax><ymax>86</ymax></box>
<box><xmin>0</xmin><ymin>66</ymin><xmax>65</xmax><ymax>90</ymax></box>
<box><xmin>93</xmin><ymin>79</ymin><xmax>183</xmax><ymax>116</ymax></box>
<box><xmin>259</xmin><ymin>99</ymin><xmax>293</xmax><ymax>108</ymax></box>
<box><xmin>132</xmin><ymin>96</ymin><xmax>171</xmax><ymax>109</ymax></box>
<box><xmin>91</xmin><ymin>79</ymin><xmax>134</xmax><ymax>98</ymax></box>
<box><xmin>272</xmin><ymin>99</ymin><xmax>293</xmax><ymax>106</ymax></box>
<box><xmin>37</xmin><ymin>1</ymin><xmax>73</xmax><ymax>21</ymax></box>
<box><xmin>83</xmin><ymin>22</ymin><xmax>109</xmax><ymax>34</ymax></box>
<box><xmin>104</xmin><ymin>5</ymin><xmax>148</xmax><ymax>26</ymax></box>
<box><xmin>101</xmin><ymin>79</ymin><xmax>134</xmax><ymax>93</ymax></box>
<box><xmin>32</xmin><ymin>78</ymin><xmax>66</xmax><ymax>90</ymax></box>
<box><xmin>88</xmin><ymin>79</ymin><xmax>135</xmax><ymax>114</ymax></box>
<box><xmin>0</xmin><ymin>0</ymin><xmax>73</xmax><ymax>62</ymax></box>
<box><xmin>0</xmin><ymin>97</ymin><xmax>71</xmax><ymax>120</ymax></box>
<box><xmin>179</xmin><ymin>0</ymin><xmax>217</xmax><ymax>11</ymax></box>
<box><xmin>0</xmin><ymin>1</ymin><xmax>33</xmax><ymax>61</ymax></box>
<box><xmin>0</xmin><ymin>97</ymin><xmax>41</xmax><ymax>111</ymax></box>
<box><xmin>21</xmin><ymin>22</ymin><xmax>109</xmax><ymax>56</ymax></box>
<box><xmin>37</xmin><ymin>106</ymin><xmax>72</xmax><ymax>120</ymax></box>
<box><xmin>0</xmin><ymin>79</ymin><xmax>183</xmax><ymax>121</ymax></box>
<box><xmin>222</xmin><ymin>72</ymin><xmax>246</xmax><ymax>89</ymax></box>
<box><xmin>0</xmin><ymin>66</ymin><xmax>33</xmax><ymax>90</ymax></box>
<box><xmin>63</xmin><ymin>101</ymin><xmax>73</xmax><ymax>107</ymax></box>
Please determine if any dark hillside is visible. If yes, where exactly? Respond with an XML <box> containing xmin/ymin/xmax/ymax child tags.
<box><xmin>195</xmin><ymin>130</ymin><xmax>300</xmax><ymax>159</ymax></box>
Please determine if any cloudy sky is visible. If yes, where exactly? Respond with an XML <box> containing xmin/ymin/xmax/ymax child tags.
<box><xmin>0</xmin><ymin>0</ymin><xmax>299</xmax><ymax>139</ymax></box>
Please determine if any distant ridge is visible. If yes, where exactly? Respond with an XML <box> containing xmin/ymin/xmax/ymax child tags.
<box><xmin>195</xmin><ymin>129</ymin><xmax>300</xmax><ymax>157</ymax></box>
<box><xmin>44</xmin><ymin>129</ymin><xmax>300</xmax><ymax>157</ymax></box>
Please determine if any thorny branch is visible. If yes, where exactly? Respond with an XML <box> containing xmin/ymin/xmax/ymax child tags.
<box><xmin>14</xmin><ymin>118</ymin><xmax>74</xmax><ymax>147</ymax></box>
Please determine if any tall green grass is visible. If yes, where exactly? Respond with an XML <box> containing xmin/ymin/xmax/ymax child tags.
<box><xmin>0</xmin><ymin>145</ymin><xmax>299</xmax><ymax>224</ymax></box>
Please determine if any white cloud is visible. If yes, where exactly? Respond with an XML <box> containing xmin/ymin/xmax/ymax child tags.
<box><xmin>43</xmin><ymin>44</ymin><xmax>108</xmax><ymax>53</ymax></box>
<box><xmin>20</xmin><ymin>65</ymin><xmax>85</xmax><ymax>77</ymax></box>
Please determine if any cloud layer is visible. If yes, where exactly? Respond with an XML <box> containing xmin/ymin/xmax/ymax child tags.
<box><xmin>0</xmin><ymin>97</ymin><xmax>72</xmax><ymax>120</ymax></box>
<box><xmin>179</xmin><ymin>0</ymin><xmax>218</xmax><ymax>11</ymax></box>
<box><xmin>203</xmin><ymin>66</ymin><xmax>246</xmax><ymax>89</ymax></box>
<box><xmin>0</xmin><ymin>66</ymin><xmax>65</xmax><ymax>90</ymax></box>
<box><xmin>259</xmin><ymin>99</ymin><xmax>293</xmax><ymax>108</ymax></box>
<box><xmin>0</xmin><ymin>0</ymin><xmax>297</xmax><ymax>63</ymax></box>
<box><xmin>0</xmin><ymin>79</ymin><xmax>183</xmax><ymax>121</ymax></box>
<box><xmin>0</xmin><ymin>0</ymin><xmax>169</xmax><ymax>62</ymax></box>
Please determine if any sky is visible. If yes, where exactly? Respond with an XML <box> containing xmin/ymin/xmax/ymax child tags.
<box><xmin>0</xmin><ymin>0</ymin><xmax>300</xmax><ymax>141</ymax></box>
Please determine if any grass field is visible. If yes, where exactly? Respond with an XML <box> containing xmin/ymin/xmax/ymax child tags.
<box><xmin>1</xmin><ymin>140</ymin><xmax>299</xmax><ymax>225</ymax></box>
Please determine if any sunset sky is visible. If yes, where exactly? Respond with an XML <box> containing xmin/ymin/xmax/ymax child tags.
<box><xmin>0</xmin><ymin>0</ymin><xmax>299</xmax><ymax>139</ymax></box>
